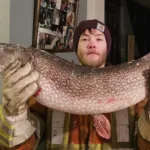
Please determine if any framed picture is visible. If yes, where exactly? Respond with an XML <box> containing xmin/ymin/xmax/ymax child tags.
<box><xmin>32</xmin><ymin>0</ymin><xmax>79</xmax><ymax>52</ymax></box>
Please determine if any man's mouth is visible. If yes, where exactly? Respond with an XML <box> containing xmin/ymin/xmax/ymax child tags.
<box><xmin>87</xmin><ymin>51</ymin><xmax>99</xmax><ymax>55</ymax></box>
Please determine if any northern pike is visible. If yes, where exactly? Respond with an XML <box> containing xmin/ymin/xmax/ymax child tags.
<box><xmin>0</xmin><ymin>43</ymin><xmax>150</xmax><ymax>115</ymax></box>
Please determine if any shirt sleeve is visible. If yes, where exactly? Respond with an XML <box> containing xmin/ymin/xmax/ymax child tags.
<box><xmin>0</xmin><ymin>105</ymin><xmax>36</xmax><ymax>148</ymax></box>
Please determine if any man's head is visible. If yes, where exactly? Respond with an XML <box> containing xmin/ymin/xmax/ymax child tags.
<box><xmin>73</xmin><ymin>19</ymin><xmax>111</xmax><ymax>67</ymax></box>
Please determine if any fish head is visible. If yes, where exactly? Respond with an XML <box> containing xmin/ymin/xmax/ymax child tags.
<box><xmin>0</xmin><ymin>43</ymin><xmax>31</xmax><ymax>73</ymax></box>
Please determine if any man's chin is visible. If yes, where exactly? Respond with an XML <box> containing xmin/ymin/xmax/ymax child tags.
<box><xmin>79</xmin><ymin>55</ymin><xmax>102</xmax><ymax>67</ymax></box>
<box><xmin>87</xmin><ymin>55</ymin><xmax>100</xmax><ymax>62</ymax></box>
<box><xmin>86</xmin><ymin>54</ymin><xmax>100</xmax><ymax>60</ymax></box>
<box><xmin>84</xmin><ymin>60</ymin><xmax>102</xmax><ymax>68</ymax></box>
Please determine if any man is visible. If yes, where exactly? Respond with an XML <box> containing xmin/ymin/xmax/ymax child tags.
<box><xmin>0</xmin><ymin>19</ymin><xmax>148</xmax><ymax>150</ymax></box>
<box><xmin>66</xmin><ymin>19</ymin><xmax>112</xmax><ymax>150</ymax></box>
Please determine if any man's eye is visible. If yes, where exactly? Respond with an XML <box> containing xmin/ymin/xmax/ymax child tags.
<box><xmin>82</xmin><ymin>38</ymin><xmax>88</xmax><ymax>41</ymax></box>
<box><xmin>97</xmin><ymin>38</ymin><xmax>103</xmax><ymax>41</ymax></box>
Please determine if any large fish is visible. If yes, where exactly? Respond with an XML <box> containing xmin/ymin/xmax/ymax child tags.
<box><xmin>0</xmin><ymin>43</ymin><xmax>150</xmax><ymax>115</ymax></box>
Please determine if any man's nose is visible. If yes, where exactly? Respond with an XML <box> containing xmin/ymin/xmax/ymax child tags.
<box><xmin>88</xmin><ymin>43</ymin><xmax>96</xmax><ymax>49</ymax></box>
<box><xmin>87</xmin><ymin>40</ymin><xmax>96</xmax><ymax>49</ymax></box>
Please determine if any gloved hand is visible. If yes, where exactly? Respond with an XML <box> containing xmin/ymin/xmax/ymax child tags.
<box><xmin>2</xmin><ymin>59</ymin><xmax>39</xmax><ymax>116</ymax></box>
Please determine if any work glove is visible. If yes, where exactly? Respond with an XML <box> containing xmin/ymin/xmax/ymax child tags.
<box><xmin>2</xmin><ymin>59</ymin><xmax>39</xmax><ymax>116</ymax></box>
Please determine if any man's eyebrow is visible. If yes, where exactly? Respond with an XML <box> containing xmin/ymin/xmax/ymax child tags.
<box><xmin>95</xmin><ymin>33</ymin><xmax>104</xmax><ymax>37</ymax></box>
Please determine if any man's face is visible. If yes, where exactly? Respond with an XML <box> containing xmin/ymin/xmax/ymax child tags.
<box><xmin>77</xmin><ymin>29</ymin><xmax>107</xmax><ymax>68</ymax></box>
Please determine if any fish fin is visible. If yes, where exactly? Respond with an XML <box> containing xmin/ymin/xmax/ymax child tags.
<box><xmin>93</xmin><ymin>114</ymin><xmax>111</xmax><ymax>139</ymax></box>
<box><xmin>138</xmin><ymin>110</ymin><xmax>150</xmax><ymax>142</ymax></box>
